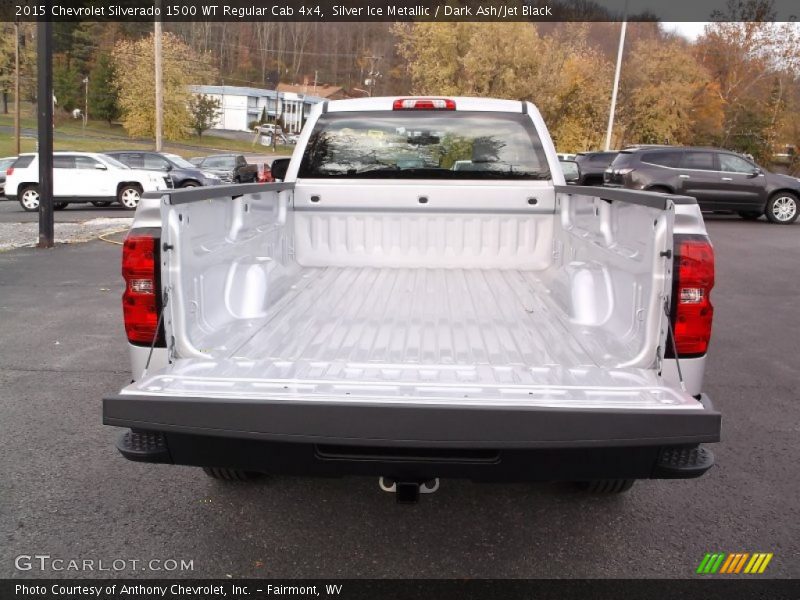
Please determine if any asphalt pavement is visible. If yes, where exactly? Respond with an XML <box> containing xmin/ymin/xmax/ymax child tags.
<box><xmin>0</xmin><ymin>214</ymin><xmax>798</xmax><ymax>579</ymax></box>
<box><xmin>0</xmin><ymin>200</ymin><xmax>130</xmax><ymax>223</ymax></box>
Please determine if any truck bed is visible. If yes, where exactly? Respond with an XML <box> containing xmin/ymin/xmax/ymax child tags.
<box><xmin>129</xmin><ymin>263</ymin><xmax>698</xmax><ymax>411</ymax></box>
<box><xmin>118</xmin><ymin>181</ymin><xmax>703</xmax><ymax>411</ymax></box>
<box><xmin>231</xmin><ymin>266</ymin><xmax>593</xmax><ymax>371</ymax></box>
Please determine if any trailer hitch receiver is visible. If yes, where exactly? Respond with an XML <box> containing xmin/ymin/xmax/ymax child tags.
<box><xmin>379</xmin><ymin>477</ymin><xmax>440</xmax><ymax>503</ymax></box>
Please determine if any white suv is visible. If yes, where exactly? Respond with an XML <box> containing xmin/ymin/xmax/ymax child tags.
<box><xmin>4</xmin><ymin>152</ymin><xmax>172</xmax><ymax>212</ymax></box>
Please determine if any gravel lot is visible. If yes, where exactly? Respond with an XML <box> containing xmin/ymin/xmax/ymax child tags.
<box><xmin>0</xmin><ymin>217</ymin><xmax>131</xmax><ymax>251</ymax></box>
<box><xmin>0</xmin><ymin>201</ymin><xmax>132</xmax><ymax>251</ymax></box>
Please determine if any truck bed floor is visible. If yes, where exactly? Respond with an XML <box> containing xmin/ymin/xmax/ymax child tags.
<box><xmin>230</xmin><ymin>266</ymin><xmax>593</xmax><ymax>370</ymax></box>
<box><xmin>134</xmin><ymin>266</ymin><xmax>697</xmax><ymax>409</ymax></box>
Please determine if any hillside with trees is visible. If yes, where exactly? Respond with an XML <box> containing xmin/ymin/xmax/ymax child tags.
<box><xmin>0</xmin><ymin>0</ymin><xmax>798</xmax><ymax>167</ymax></box>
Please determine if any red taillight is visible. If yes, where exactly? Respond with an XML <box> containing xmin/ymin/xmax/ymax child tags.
<box><xmin>393</xmin><ymin>98</ymin><xmax>456</xmax><ymax>111</ymax></box>
<box><xmin>258</xmin><ymin>164</ymin><xmax>274</xmax><ymax>183</ymax></box>
<box><xmin>5</xmin><ymin>167</ymin><xmax>13</xmax><ymax>176</ymax></box>
<box><xmin>671</xmin><ymin>237</ymin><xmax>714</xmax><ymax>356</ymax></box>
<box><xmin>122</xmin><ymin>235</ymin><xmax>159</xmax><ymax>345</ymax></box>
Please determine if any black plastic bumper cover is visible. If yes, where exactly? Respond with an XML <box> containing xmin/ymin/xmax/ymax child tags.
<box><xmin>105</xmin><ymin>393</ymin><xmax>719</xmax><ymax>480</ymax></box>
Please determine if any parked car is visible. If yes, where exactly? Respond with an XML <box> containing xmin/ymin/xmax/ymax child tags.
<box><xmin>269</xmin><ymin>158</ymin><xmax>290</xmax><ymax>181</ymax></box>
<box><xmin>256</xmin><ymin>124</ymin><xmax>300</xmax><ymax>145</ymax></box>
<box><xmin>190</xmin><ymin>154</ymin><xmax>258</xmax><ymax>183</ymax></box>
<box><xmin>256</xmin><ymin>162</ymin><xmax>274</xmax><ymax>183</ymax></box>
<box><xmin>0</xmin><ymin>156</ymin><xmax>17</xmax><ymax>197</ymax></box>
<box><xmin>605</xmin><ymin>146</ymin><xmax>800</xmax><ymax>224</ymax></box>
<box><xmin>772</xmin><ymin>144</ymin><xmax>795</xmax><ymax>166</ymax></box>
<box><xmin>558</xmin><ymin>158</ymin><xmax>581</xmax><ymax>184</ymax></box>
<box><xmin>574</xmin><ymin>151</ymin><xmax>618</xmax><ymax>186</ymax></box>
<box><xmin>105</xmin><ymin>151</ymin><xmax>222</xmax><ymax>188</ymax></box>
<box><xmin>556</xmin><ymin>152</ymin><xmax>576</xmax><ymax>161</ymax></box>
<box><xmin>255</xmin><ymin>124</ymin><xmax>284</xmax><ymax>137</ymax></box>
<box><xmin>4</xmin><ymin>152</ymin><xmax>172</xmax><ymax>211</ymax></box>
<box><xmin>105</xmin><ymin>96</ymin><xmax>719</xmax><ymax>500</ymax></box>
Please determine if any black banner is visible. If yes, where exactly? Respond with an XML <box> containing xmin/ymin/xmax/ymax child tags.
<box><xmin>2</xmin><ymin>579</ymin><xmax>800</xmax><ymax>600</ymax></box>
<box><xmin>2</xmin><ymin>0</ymin><xmax>800</xmax><ymax>22</ymax></box>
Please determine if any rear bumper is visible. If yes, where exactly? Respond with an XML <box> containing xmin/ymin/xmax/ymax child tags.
<box><xmin>103</xmin><ymin>393</ymin><xmax>720</xmax><ymax>480</ymax></box>
<box><xmin>116</xmin><ymin>431</ymin><xmax>716</xmax><ymax>481</ymax></box>
<box><xmin>103</xmin><ymin>393</ymin><xmax>720</xmax><ymax>449</ymax></box>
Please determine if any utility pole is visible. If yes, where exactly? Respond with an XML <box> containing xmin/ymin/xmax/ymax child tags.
<box><xmin>154</xmin><ymin>17</ymin><xmax>163</xmax><ymax>151</ymax></box>
<box><xmin>14</xmin><ymin>20</ymin><xmax>20</xmax><ymax>155</ymax></box>
<box><xmin>272</xmin><ymin>91</ymin><xmax>282</xmax><ymax>152</ymax></box>
<box><xmin>362</xmin><ymin>55</ymin><xmax>381</xmax><ymax>97</ymax></box>
<box><xmin>82</xmin><ymin>77</ymin><xmax>89</xmax><ymax>130</ymax></box>
<box><xmin>604</xmin><ymin>3</ymin><xmax>628</xmax><ymax>151</ymax></box>
<box><xmin>37</xmin><ymin>20</ymin><xmax>54</xmax><ymax>249</ymax></box>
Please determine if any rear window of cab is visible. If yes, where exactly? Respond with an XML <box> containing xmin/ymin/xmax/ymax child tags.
<box><xmin>298</xmin><ymin>111</ymin><xmax>551</xmax><ymax>180</ymax></box>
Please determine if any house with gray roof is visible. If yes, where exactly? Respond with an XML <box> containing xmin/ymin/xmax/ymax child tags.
<box><xmin>188</xmin><ymin>85</ymin><xmax>325</xmax><ymax>134</ymax></box>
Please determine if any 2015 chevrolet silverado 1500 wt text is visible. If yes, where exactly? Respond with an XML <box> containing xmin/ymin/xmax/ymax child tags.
<box><xmin>104</xmin><ymin>97</ymin><xmax>720</xmax><ymax>500</ymax></box>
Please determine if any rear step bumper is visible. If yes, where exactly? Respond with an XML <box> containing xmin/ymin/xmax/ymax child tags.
<box><xmin>105</xmin><ymin>393</ymin><xmax>720</xmax><ymax>481</ymax></box>
<box><xmin>103</xmin><ymin>393</ymin><xmax>720</xmax><ymax>449</ymax></box>
<box><xmin>115</xmin><ymin>431</ymin><xmax>715</xmax><ymax>481</ymax></box>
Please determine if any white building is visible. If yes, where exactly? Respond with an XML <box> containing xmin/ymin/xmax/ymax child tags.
<box><xmin>188</xmin><ymin>85</ymin><xmax>325</xmax><ymax>134</ymax></box>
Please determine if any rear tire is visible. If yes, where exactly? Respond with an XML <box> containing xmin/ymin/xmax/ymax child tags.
<box><xmin>578</xmin><ymin>479</ymin><xmax>636</xmax><ymax>494</ymax></box>
<box><xmin>180</xmin><ymin>181</ymin><xmax>200</xmax><ymax>188</ymax></box>
<box><xmin>738</xmin><ymin>211</ymin><xmax>762</xmax><ymax>220</ymax></box>
<box><xmin>765</xmin><ymin>192</ymin><xmax>798</xmax><ymax>224</ymax></box>
<box><xmin>91</xmin><ymin>201</ymin><xmax>112</xmax><ymax>208</ymax></box>
<box><xmin>118</xmin><ymin>184</ymin><xmax>142</xmax><ymax>210</ymax></box>
<box><xmin>19</xmin><ymin>185</ymin><xmax>40</xmax><ymax>212</ymax></box>
<box><xmin>202</xmin><ymin>467</ymin><xmax>259</xmax><ymax>481</ymax></box>
<box><xmin>53</xmin><ymin>201</ymin><xmax>68</xmax><ymax>210</ymax></box>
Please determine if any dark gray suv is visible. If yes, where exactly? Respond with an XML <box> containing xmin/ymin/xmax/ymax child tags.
<box><xmin>574</xmin><ymin>151</ymin><xmax>618</xmax><ymax>186</ymax></box>
<box><xmin>105</xmin><ymin>151</ymin><xmax>221</xmax><ymax>189</ymax></box>
<box><xmin>604</xmin><ymin>146</ymin><xmax>799</xmax><ymax>224</ymax></box>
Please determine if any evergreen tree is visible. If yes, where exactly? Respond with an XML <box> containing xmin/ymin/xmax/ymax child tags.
<box><xmin>53</xmin><ymin>58</ymin><xmax>81</xmax><ymax>113</ymax></box>
<box><xmin>70</xmin><ymin>23</ymin><xmax>98</xmax><ymax>76</ymax></box>
<box><xmin>88</xmin><ymin>53</ymin><xmax>120</xmax><ymax>124</ymax></box>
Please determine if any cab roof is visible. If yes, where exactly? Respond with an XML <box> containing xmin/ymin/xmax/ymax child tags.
<box><xmin>325</xmin><ymin>96</ymin><xmax>529</xmax><ymax>113</ymax></box>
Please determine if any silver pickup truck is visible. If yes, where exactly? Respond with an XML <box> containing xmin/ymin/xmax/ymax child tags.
<box><xmin>104</xmin><ymin>97</ymin><xmax>720</xmax><ymax>501</ymax></box>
